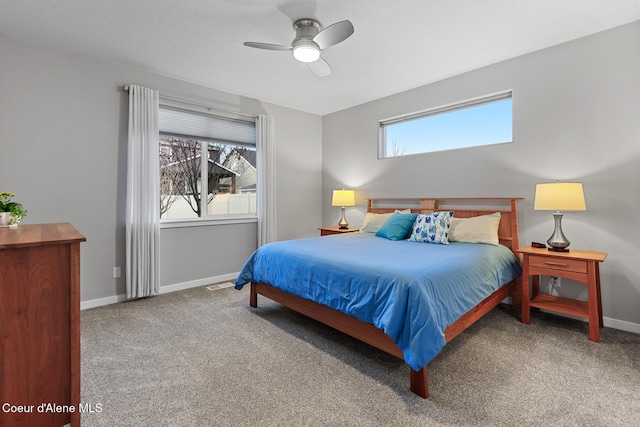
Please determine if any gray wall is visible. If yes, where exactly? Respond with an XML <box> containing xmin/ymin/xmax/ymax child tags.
<box><xmin>322</xmin><ymin>22</ymin><xmax>640</xmax><ymax>330</ymax></box>
<box><xmin>2</xmin><ymin>21</ymin><xmax>638</xmax><ymax>330</ymax></box>
<box><xmin>0</xmin><ymin>36</ymin><xmax>322</xmax><ymax>305</ymax></box>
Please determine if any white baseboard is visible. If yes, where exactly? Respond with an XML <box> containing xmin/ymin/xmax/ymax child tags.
<box><xmin>502</xmin><ymin>296</ymin><xmax>640</xmax><ymax>336</ymax></box>
<box><xmin>80</xmin><ymin>272</ymin><xmax>239</xmax><ymax>310</ymax></box>
<box><xmin>603</xmin><ymin>316</ymin><xmax>640</xmax><ymax>335</ymax></box>
<box><xmin>540</xmin><ymin>311</ymin><xmax>640</xmax><ymax>335</ymax></box>
<box><xmin>158</xmin><ymin>272</ymin><xmax>238</xmax><ymax>295</ymax></box>
<box><xmin>81</xmin><ymin>293</ymin><xmax>129</xmax><ymax>310</ymax></box>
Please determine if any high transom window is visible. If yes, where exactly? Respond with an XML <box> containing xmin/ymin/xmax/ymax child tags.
<box><xmin>379</xmin><ymin>91</ymin><xmax>513</xmax><ymax>158</ymax></box>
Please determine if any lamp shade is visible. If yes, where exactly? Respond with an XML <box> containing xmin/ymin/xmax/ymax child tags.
<box><xmin>332</xmin><ymin>189</ymin><xmax>355</xmax><ymax>207</ymax></box>
<box><xmin>534</xmin><ymin>182</ymin><xmax>586</xmax><ymax>211</ymax></box>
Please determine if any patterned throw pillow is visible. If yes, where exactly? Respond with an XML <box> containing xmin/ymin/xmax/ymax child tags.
<box><xmin>408</xmin><ymin>211</ymin><xmax>454</xmax><ymax>244</ymax></box>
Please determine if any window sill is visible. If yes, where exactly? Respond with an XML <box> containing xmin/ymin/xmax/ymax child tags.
<box><xmin>160</xmin><ymin>215</ymin><xmax>257</xmax><ymax>229</ymax></box>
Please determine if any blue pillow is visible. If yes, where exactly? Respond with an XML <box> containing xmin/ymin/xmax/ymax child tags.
<box><xmin>375</xmin><ymin>213</ymin><xmax>418</xmax><ymax>241</ymax></box>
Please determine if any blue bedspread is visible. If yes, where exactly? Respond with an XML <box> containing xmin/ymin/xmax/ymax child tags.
<box><xmin>235</xmin><ymin>232</ymin><xmax>522</xmax><ymax>371</ymax></box>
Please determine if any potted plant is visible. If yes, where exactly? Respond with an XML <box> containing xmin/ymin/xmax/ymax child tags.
<box><xmin>0</xmin><ymin>192</ymin><xmax>27</xmax><ymax>227</ymax></box>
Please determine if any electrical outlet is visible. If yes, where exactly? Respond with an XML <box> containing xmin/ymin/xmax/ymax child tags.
<box><xmin>548</xmin><ymin>276</ymin><xmax>560</xmax><ymax>295</ymax></box>
<box><xmin>113</xmin><ymin>266</ymin><xmax>121</xmax><ymax>278</ymax></box>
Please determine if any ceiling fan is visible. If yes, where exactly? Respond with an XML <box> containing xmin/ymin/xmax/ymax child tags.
<box><xmin>243</xmin><ymin>18</ymin><xmax>354</xmax><ymax>77</ymax></box>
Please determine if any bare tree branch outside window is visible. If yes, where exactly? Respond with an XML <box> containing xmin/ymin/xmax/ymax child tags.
<box><xmin>159</xmin><ymin>136</ymin><xmax>254</xmax><ymax>218</ymax></box>
<box><xmin>159</xmin><ymin>137</ymin><xmax>202</xmax><ymax>216</ymax></box>
<box><xmin>389</xmin><ymin>133</ymin><xmax>407</xmax><ymax>157</ymax></box>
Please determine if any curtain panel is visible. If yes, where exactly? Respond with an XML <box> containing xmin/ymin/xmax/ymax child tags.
<box><xmin>256</xmin><ymin>114</ymin><xmax>277</xmax><ymax>246</ymax></box>
<box><xmin>126</xmin><ymin>85</ymin><xmax>160</xmax><ymax>298</ymax></box>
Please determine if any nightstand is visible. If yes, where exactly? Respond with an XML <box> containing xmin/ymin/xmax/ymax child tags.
<box><xmin>319</xmin><ymin>226</ymin><xmax>360</xmax><ymax>236</ymax></box>
<box><xmin>517</xmin><ymin>246</ymin><xmax>607</xmax><ymax>342</ymax></box>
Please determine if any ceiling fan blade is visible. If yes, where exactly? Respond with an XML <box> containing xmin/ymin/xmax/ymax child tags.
<box><xmin>309</xmin><ymin>57</ymin><xmax>331</xmax><ymax>77</ymax></box>
<box><xmin>243</xmin><ymin>41</ymin><xmax>292</xmax><ymax>51</ymax></box>
<box><xmin>313</xmin><ymin>20</ymin><xmax>354</xmax><ymax>50</ymax></box>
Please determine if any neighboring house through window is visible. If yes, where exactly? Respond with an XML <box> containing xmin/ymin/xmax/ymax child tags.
<box><xmin>159</xmin><ymin>106</ymin><xmax>257</xmax><ymax>220</ymax></box>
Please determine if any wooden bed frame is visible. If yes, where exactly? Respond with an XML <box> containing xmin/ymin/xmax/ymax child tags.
<box><xmin>249</xmin><ymin>197</ymin><xmax>523</xmax><ymax>399</ymax></box>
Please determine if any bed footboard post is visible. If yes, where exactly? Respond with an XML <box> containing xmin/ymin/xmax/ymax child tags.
<box><xmin>250</xmin><ymin>282</ymin><xmax>258</xmax><ymax>308</ymax></box>
<box><xmin>410</xmin><ymin>367</ymin><xmax>429</xmax><ymax>399</ymax></box>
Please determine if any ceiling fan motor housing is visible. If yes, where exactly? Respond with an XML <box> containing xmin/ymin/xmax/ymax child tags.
<box><xmin>292</xmin><ymin>19</ymin><xmax>322</xmax><ymax>62</ymax></box>
<box><xmin>293</xmin><ymin>19</ymin><xmax>322</xmax><ymax>40</ymax></box>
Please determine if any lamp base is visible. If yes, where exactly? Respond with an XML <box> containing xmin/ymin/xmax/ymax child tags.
<box><xmin>546</xmin><ymin>211</ymin><xmax>571</xmax><ymax>252</ymax></box>
<box><xmin>337</xmin><ymin>206</ymin><xmax>349</xmax><ymax>229</ymax></box>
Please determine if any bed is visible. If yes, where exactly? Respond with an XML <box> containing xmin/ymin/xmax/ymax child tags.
<box><xmin>235</xmin><ymin>197</ymin><xmax>523</xmax><ymax>398</ymax></box>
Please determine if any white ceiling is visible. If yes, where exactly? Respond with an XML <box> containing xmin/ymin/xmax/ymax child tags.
<box><xmin>1</xmin><ymin>1</ymin><xmax>638</xmax><ymax>115</ymax></box>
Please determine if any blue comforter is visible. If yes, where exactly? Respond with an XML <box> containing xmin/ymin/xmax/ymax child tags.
<box><xmin>235</xmin><ymin>232</ymin><xmax>522</xmax><ymax>371</ymax></box>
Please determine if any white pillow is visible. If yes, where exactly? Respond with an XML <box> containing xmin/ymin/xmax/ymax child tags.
<box><xmin>360</xmin><ymin>213</ymin><xmax>393</xmax><ymax>233</ymax></box>
<box><xmin>449</xmin><ymin>212</ymin><xmax>501</xmax><ymax>245</ymax></box>
<box><xmin>360</xmin><ymin>209</ymin><xmax>412</xmax><ymax>233</ymax></box>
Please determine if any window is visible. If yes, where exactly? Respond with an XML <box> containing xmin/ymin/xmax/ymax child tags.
<box><xmin>159</xmin><ymin>106</ymin><xmax>257</xmax><ymax>220</ymax></box>
<box><xmin>379</xmin><ymin>91</ymin><xmax>512</xmax><ymax>158</ymax></box>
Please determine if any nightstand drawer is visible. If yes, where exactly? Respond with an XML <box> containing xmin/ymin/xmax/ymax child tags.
<box><xmin>529</xmin><ymin>255</ymin><xmax>587</xmax><ymax>274</ymax></box>
<box><xmin>319</xmin><ymin>227</ymin><xmax>359</xmax><ymax>236</ymax></box>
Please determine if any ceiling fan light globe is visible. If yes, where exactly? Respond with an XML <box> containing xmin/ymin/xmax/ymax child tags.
<box><xmin>293</xmin><ymin>45</ymin><xmax>320</xmax><ymax>63</ymax></box>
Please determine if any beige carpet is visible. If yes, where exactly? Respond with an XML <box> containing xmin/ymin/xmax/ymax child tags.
<box><xmin>80</xmin><ymin>284</ymin><xmax>640</xmax><ymax>426</ymax></box>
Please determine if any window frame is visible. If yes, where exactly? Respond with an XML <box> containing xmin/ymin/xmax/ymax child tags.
<box><xmin>158</xmin><ymin>105</ymin><xmax>258</xmax><ymax>228</ymax></box>
<box><xmin>378</xmin><ymin>90</ymin><xmax>513</xmax><ymax>159</ymax></box>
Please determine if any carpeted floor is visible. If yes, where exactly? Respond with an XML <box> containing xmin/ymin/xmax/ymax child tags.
<box><xmin>80</xmin><ymin>284</ymin><xmax>640</xmax><ymax>426</ymax></box>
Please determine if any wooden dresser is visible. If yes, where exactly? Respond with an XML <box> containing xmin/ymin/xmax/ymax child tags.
<box><xmin>0</xmin><ymin>223</ymin><xmax>85</xmax><ymax>427</ymax></box>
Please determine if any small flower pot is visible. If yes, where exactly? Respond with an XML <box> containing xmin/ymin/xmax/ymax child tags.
<box><xmin>0</xmin><ymin>212</ymin><xmax>10</xmax><ymax>227</ymax></box>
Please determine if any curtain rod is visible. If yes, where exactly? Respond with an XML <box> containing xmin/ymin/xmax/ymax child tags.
<box><xmin>123</xmin><ymin>85</ymin><xmax>257</xmax><ymax>119</ymax></box>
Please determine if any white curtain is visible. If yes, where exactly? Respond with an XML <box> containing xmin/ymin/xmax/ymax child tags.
<box><xmin>256</xmin><ymin>114</ymin><xmax>277</xmax><ymax>246</ymax></box>
<box><xmin>126</xmin><ymin>85</ymin><xmax>160</xmax><ymax>298</ymax></box>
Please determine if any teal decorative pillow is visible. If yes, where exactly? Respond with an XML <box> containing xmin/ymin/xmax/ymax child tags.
<box><xmin>408</xmin><ymin>211</ymin><xmax>454</xmax><ymax>244</ymax></box>
<box><xmin>375</xmin><ymin>213</ymin><xmax>418</xmax><ymax>241</ymax></box>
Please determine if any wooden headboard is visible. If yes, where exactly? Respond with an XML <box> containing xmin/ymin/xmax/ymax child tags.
<box><xmin>364</xmin><ymin>197</ymin><xmax>524</xmax><ymax>254</ymax></box>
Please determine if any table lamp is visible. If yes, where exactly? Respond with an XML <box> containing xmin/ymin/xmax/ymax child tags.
<box><xmin>534</xmin><ymin>182</ymin><xmax>586</xmax><ymax>252</ymax></box>
<box><xmin>332</xmin><ymin>189</ymin><xmax>356</xmax><ymax>229</ymax></box>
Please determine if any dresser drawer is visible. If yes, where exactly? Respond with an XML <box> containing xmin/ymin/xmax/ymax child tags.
<box><xmin>529</xmin><ymin>255</ymin><xmax>587</xmax><ymax>274</ymax></box>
